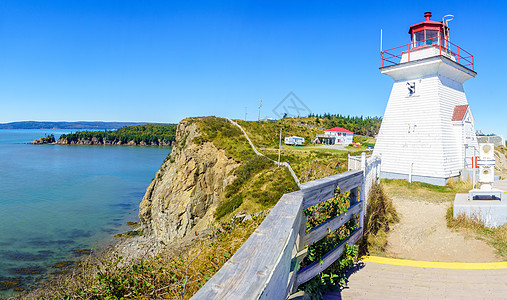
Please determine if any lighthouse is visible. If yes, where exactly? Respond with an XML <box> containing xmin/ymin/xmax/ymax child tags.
<box><xmin>373</xmin><ymin>12</ymin><xmax>478</xmax><ymax>186</ymax></box>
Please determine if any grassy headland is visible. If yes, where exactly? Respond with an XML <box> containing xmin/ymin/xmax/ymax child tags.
<box><xmin>58</xmin><ymin>124</ymin><xmax>177</xmax><ymax>146</ymax></box>
<box><xmin>21</xmin><ymin>115</ymin><xmax>384</xmax><ymax>298</ymax></box>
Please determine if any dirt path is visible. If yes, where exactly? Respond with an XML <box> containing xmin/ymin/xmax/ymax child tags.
<box><xmin>385</xmin><ymin>196</ymin><xmax>502</xmax><ymax>262</ymax></box>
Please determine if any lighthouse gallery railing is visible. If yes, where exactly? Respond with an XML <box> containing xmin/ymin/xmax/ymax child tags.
<box><xmin>381</xmin><ymin>37</ymin><xmax>474</xmax><ymax>70</ymax></box>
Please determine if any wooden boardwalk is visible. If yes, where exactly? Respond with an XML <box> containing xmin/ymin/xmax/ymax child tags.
<box><xmin>325</xmin><ymin>257</ymin><xmax>507</xmax><ymax>300</ymax></box>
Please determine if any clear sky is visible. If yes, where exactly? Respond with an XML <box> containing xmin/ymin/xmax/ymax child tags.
<box><xmin>1</xmin><ymin>1</ymin><xmax>506</xmax><ymax>137</ymax></box>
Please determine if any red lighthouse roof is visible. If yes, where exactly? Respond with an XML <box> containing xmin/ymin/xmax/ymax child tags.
<box><xmin>408</xmin><ymin>11</ymin><xmax>444</xmax><ymax>35</ymax></box>
<box><xmin>325</xmin><ymin>127</ymin><xmax>353</xmax><ymax>133</ymax></box>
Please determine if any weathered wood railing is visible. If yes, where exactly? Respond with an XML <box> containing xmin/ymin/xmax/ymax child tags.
<box><xmin>192</xmin><ymin>170</ymin><xmax>365</xmax><ymax>299</ymax></box>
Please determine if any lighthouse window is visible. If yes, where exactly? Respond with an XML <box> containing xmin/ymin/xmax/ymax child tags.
<box><xmin>426</xmin><ymin>30</ymin><xmax>438</xmax><ymax>45</ymax></box>
<box><xmin>414</xmin><ymin>31</ymin><xmax>425</xmax><ymax>47</ymax></box>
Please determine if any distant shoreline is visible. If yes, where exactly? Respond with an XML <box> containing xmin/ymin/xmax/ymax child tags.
<box><xmin>0</xmin><ymin>121</ymin><xmax>172</xmax><ymax>130</ymax></box>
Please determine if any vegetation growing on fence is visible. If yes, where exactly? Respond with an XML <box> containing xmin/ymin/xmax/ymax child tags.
<box><xmin>59</xmin><ymin>124</ymin><xmax>177</xmax><ymax>145</ymax></box>
<box><xmin>298</xmin><ymin>190</ymin><xmax>360</xmax><ymax>298</ymax></box>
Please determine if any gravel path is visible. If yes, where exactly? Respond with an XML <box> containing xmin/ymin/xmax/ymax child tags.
<box><xmin>385</xmin><ymin>196</ymin><xmax>502</xmax><ymax>262</ymax></box>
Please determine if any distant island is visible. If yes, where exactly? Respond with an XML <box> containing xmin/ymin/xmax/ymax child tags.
<box><xmin>30</xmin><ymin>124</ymin><xmax>177</xmax><ymax>146</ymax></box>
<box><xmin>0</xmin><ymin>121</ymin><xmax>167</xmax><ymax>130</ymax></box>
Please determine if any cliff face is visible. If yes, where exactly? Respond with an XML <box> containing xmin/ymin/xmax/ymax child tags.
<box><xmin>139</xmin><ymin>120</ymin><xmax>239</xmax><ymax>243</ymax></box>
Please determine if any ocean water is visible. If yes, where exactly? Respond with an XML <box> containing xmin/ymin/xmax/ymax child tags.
<box><xmin>0</xmin><ymin>130</ymin><xmax>171</xmax><ymax>294</ymax></box>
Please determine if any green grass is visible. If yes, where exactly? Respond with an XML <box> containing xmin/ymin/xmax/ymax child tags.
<box><xmin>193</xmin><ymin>117</ymin><xmax>255</xmax><ymax>162</ymax></box>
<box><xmin>447</xmin><ymin>206</ymin><xmax>507</xmax><ymax>259</ymax></box>
<box><xmin>236</xmin><ymin>119</ymin><xmax>322</xmax><ymax>148</ymax></box>
<box><xmin>382</xmin><ymin>178</ymin><xmax>472</xmax><ymax>203</ymax></box>
<box><xmin>216</xmin><ymin>156</ymin><xmax>299</xmax><ymax>220</ymax></box>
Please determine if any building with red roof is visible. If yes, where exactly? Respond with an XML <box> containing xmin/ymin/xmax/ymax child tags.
<box><xmin>315</xmin><ymin>127</ymin><xmax>354</xmax><ymax>145</ymax></box>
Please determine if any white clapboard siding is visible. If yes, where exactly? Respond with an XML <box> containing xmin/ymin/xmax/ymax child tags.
<box><xmin>374</xmin><ymin>54</ymin><xmax>477</xmax><ymax>184</ymax></box>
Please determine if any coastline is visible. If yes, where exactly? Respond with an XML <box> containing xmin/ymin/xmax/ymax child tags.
<box><xmin>12</xmin><ymin>228</ymin><xmax>161</xmax><ymax>299</ymax></box>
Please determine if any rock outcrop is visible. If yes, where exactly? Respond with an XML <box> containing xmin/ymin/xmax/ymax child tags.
<box><xmin>29</xmin><ymin>136</ymin><xmax>55</xmax><ymax>144</ymax></box>
<box><xmin>138</xmin><ymin>119</ymin><xmax>239</xmax><ymax>243</ymax></box>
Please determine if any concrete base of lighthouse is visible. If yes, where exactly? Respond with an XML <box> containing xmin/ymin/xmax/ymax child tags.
<box><xmin>453</xmin><ymin>193</ymin><xmax>507</xmax><ymax>228</ymax></box>
<box><xmin>380</xmin><ymin>171</ymin><xmax>459</xmax><ymax>186</ymax></box>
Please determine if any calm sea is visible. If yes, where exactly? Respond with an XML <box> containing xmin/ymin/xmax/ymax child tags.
<box><xmin>0</xmin><ymin>129</ymin><xmax>171</xmax><ymax>295</ymax></box>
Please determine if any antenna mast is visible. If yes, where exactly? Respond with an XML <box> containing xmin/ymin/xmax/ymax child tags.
<box><xmin>380</xmin><ymin>28</ymin><xmax>383</xmax><ymax>52</ymax></box>
<box><xmin>258</xmin><ymin>99</ymin><xmax>262</xmax><ymax>121</ymax></box>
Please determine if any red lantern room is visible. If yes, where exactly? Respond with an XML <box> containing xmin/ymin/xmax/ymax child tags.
<box><xmin>409</xmin><ymin>12</ymin><xmax>448</xmax><ymax>49</ymax></box>
<box><xmin>381</xmin><ymin>12</ymin><xmax>474</xmax><ymax>70</ymax></box>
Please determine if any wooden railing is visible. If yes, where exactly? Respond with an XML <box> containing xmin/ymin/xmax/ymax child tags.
<box><xmin>349</xmin><ymin>153</ymin><xmax>381</xmax><ymax>204</ymax></box>
<box><xmin>192</xmin><ymin>170</ymin><xmax>365</xmax><ymax>299</ymax></box>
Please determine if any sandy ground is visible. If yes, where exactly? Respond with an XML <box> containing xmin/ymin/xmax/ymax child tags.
<box><xmin>385</xmin><ymin>195</ymin><xmax>503</xmax><ymax>262</ymax></box>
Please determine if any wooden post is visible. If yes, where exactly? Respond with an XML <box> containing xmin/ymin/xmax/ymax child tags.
<box><xmin>360</xmin><ymin>152</ymin><xmax>367</xmax><ymax>206</ymax></box>
<box><xmin>289</xmin><ymin>214</ymin><xmax>307</xmax><ymax>293</ymax></box>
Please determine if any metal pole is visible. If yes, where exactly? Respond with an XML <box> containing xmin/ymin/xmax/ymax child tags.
<box><xmin>278</xmin><ymin>127</ymin><xmax>283</xmax><ymax>166</ymax></box>
<box><xmin>380</xmin><ymin>29</ymin><xmax>383</xmax><ymax>52</ymax></box>
<box><xmin>258</xmin><ymin>99</ymin><xmax>262</xmax><ymax>121</ymax></box>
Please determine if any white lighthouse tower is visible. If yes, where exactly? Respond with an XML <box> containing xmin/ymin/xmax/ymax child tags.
<box><xmin>374</xmin><ymin>12</ymin><xmax>478</xmax><ymax>185</ymax></box>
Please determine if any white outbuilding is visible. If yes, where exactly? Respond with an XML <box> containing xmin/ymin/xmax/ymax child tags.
<box><xmin>284</xmin><ymin>136</ymin><xmax>305</xmax><ymax>146</ymax></box>
<box><xmin>374</xmin><ymin>12</ymin><xmax>478</xmax><ymax>186</ymax></box>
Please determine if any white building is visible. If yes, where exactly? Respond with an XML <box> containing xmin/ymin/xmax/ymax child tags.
<box><xmin>316</xmin><ymin>127</ymin><xmax>354</xmax><ymax>145</ymax></box>
<box><xmin>284</xmin><ymin>136</ymin><xmax>305</xmax><ymax>146</ymax></box>
<box><xmin>374</xmin><ymin>12</ymin><xmax>478</xmax><ymax>186</ymax></box>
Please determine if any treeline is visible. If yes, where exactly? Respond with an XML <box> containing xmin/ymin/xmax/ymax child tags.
<box><xmin>307</xmin><ymin>113</ymin><xmax>382</xmax><ymax>137</ymax></box>
<box><xmin>59</xmin><ymin>124</ymin><xmax>177</xmax><ymax>145</ymax></box>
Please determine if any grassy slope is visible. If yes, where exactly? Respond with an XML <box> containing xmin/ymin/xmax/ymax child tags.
<box><xmin>193</xmin><ymin>117</ymin><xmax>299</xmax><ymax>220</ymax></box>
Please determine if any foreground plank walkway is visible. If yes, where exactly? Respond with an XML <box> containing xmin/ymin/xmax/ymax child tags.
<box><xmin>326</xmin><ymin>257</ymin><xmax>507</xmax><ymax>300</ymax></box>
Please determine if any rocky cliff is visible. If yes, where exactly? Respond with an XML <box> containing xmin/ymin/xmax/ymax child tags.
<box><xmin>138</xmin><ymin>119</ymin><xmax>240</xmax><ymax>243</ymax></box>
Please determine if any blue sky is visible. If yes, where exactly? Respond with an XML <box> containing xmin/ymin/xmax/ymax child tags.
<box><xmin>1</xmin><ymin>1</ymin><xmax>506</xmax><ymax>137</ymax></box>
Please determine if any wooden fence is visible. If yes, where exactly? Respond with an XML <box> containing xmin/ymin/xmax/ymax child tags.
<box><xmin>349</xmin><ymin>153</ymin><xmax>381</xmax><ymax>205</ymax></box>
<box><xmin>192</xmin><ymin>167</ymin><xmax>372</xmax><ymax>299</ymax></box>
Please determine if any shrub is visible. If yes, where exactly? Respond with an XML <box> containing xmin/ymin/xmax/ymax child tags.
<box><xmin>360</xmin><ymin>183</ymin><xmax>398</xmax><ymax>255</ymax></box>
